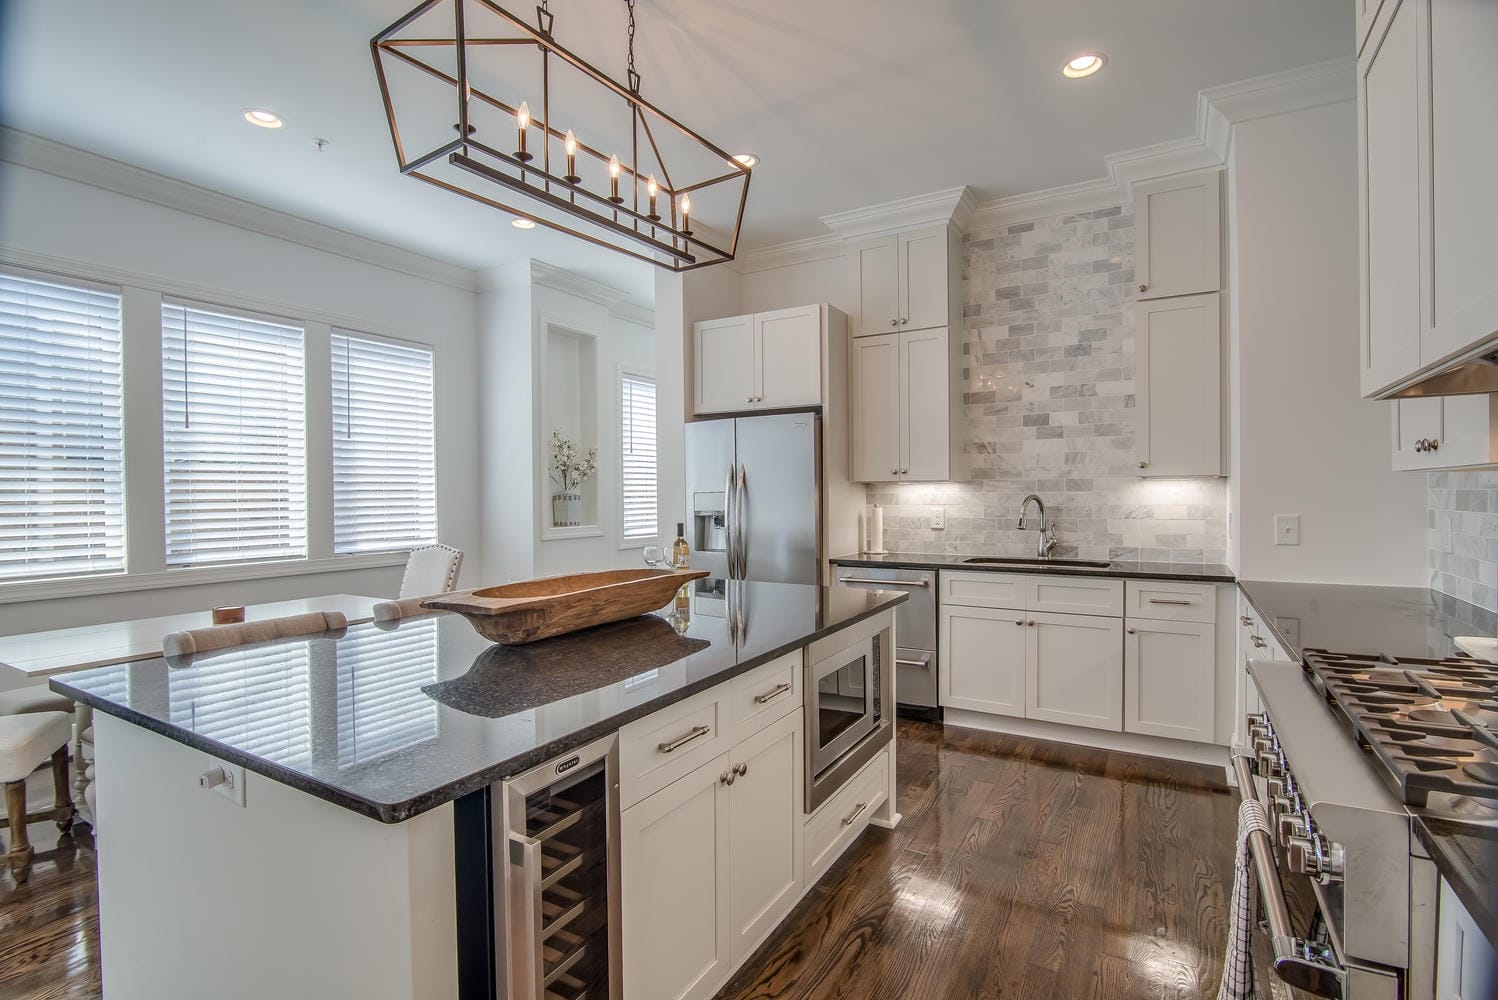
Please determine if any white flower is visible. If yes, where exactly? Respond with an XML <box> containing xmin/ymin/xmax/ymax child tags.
<box><xmin>549</xmin><ymin>429</ymin><xmax>598</xmax><ymax>491</ymax></box>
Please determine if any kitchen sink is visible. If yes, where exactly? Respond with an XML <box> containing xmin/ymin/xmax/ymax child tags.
<box><xmin>962</xmin><ymin>557</ymin><xmax>1113</xmax><ymax>569</ymax></box>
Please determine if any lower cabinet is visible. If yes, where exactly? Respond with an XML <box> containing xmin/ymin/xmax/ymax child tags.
<box><xmin>1124</xmin><ymin>618</ymin><xmax>1216</xmax><ymax>742</ymax></box>
<box><xmin>939</xmin><ymin>604</ymin><xmax>1027</xmax><ymax>717</ymax></box>
<box><xmin>1437</xmin><ymin>878</ymin><xmax>1497</xmax><ymax>1000</ymax></box>
<box><xmin>1026</xmin><ymin>612</ymin><xmax>1124</xmax><ymax>732</ymax></box>
<box><xmin>622</xmin><ymin>710</ymin><xmax>803</xmax><ymax>1000</ymax></box>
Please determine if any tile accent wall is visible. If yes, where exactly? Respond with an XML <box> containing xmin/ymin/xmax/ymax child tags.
<box><xmin>1428</xmin><ymin>471</ymin><xmax>1498</xmax><ymax>612</ymax></box>
<box><xmin>867</xmin><ymin>206</ymin><xmax>1229</xmax><ymax>564</ymax></box>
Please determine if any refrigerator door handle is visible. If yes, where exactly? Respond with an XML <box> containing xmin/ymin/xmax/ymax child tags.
<box><xmin>735</xmin><ymin>463</ymin><xmax>747</xmax><ymax>581</ymax></box>
<box><xmin>724</xmin><ymin>462</ymin><xmax>738</xmax><ymax>579</ymax></box>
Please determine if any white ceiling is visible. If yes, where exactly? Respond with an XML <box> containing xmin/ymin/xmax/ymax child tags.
<box><xmin>0</xmin><ymin>0</ymin><xmax>1351</xmax><ymax>284</ymax></box>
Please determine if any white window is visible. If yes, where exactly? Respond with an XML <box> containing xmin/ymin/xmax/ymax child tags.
<box><xmin>0</xmin><ymin>269</ymin><xmax>125</xmax><ymax>581</ymax></box>
<box><xmin>331</xmin><ymin>332</ymin><xmax>437</xmax><ymax>554</ymax></box>
<box><xmin>620</xmin><ymin>371</ymin><xmax>657</xmax><ymax>544</ymax></box>
<box><xmin>162</xmin><ymin>301</ymin><xmax>306</xmax><ymax>567</ymax></box>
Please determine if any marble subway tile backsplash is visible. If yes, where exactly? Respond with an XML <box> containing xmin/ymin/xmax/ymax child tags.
<box><xmin>868</xmin><ymin>205</ymin><xmax>1229</xmax><ymax>564</ymax></box>
<box><xmin>1428</xmin><ymin>471</ymin><xmax>1498</xmax><ymax>612</ymax></box>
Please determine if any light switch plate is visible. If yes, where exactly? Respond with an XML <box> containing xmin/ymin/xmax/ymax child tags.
<box><xmin>1274</xmin><ymin>515</ymin><xmax>1301</xmax><ymax>546</ymax></box>
<box><xmin>931</xmin><ymin>507</ymin><xmax>945</xmax><ymax>531</ymax></box>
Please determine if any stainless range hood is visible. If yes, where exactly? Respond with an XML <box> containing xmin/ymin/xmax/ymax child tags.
<box><xmin>1380</xmin><ymin>345</ymin><xmax>1498</xmax><ymax>398</ymax></box>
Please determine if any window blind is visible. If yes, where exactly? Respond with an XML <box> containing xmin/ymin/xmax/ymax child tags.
<box><xmin>0</xmin><ymin>269</ymin><xmax>125</xmax><ymax>581</ymax></box>
<box><xmin>162</xmin><ymin>301</ymin><xmax>306</xmax><ymax>567</ymax></box>
<box><xmin>168</xmin><ymin>642</ymin><xmax>313</xmax><ymax>765</ymax></box>
<box><xmin>335</xmin><ymin>619</ymin><xmax>439</xmax><ymax>767</ymax></box>
<box><xmin>620</xmin><ymin>373</ymin><xmax>657</xmax><ymax>542</ymax></box>
<box><xmin>331</xmin><ymin>332</ymin><xmax>437</xmax><ymax>554</ymax></box>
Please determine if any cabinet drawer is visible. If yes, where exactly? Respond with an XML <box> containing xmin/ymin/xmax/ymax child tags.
<box><xmin>1027</xmin><ymin>576</ymin><xmax>1123</xmax><ymax>617</ymax></box>
<box><xmin>620</xmin><ymin>686</ymin><xmax>729</xmax><ymax>810</ymax></box>
<box><xmin>1126</xmin><ymin>581</ymin><xmax>1216</xmax><ymax>623</ymax></box>
<box><xmin>803</xmin><ymin>748</ymin><xmax>888</xmax><ymax>886</ymax></box>
<box><xmin>939</xmin><ymin>570</ymin><xmax>1027</xmax><ymax>610</ymax></box>
<box><xmin>728</xmin><ymin>650</ymin><xmax>801</xmax><ymax>741</ymax></box>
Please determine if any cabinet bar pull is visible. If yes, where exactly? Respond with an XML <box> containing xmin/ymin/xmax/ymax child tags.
<box><xmin>839</xmin><ymin>576</ymin><xmax>930</xmax><ymax>588</ymax></box>
<box><xmin>841</xmin><ymin>801</ymin><xmax>868</xmax><ymax>826</ymax></box>
<box><xmin>658</xmin><ymin>725</ymin><xmax>711</xmax><ymax>754</ymax></box>
<box><xmin>1148</xmin><ymin>598</ymin><xmax>1193</xmax><ymax>606</ymax></box>
<box><xmin>754</xmin><ymin>682</ymin><xmax>793</xmax><ymax>704</ymax></box>
<box><xmin>894</xmin><ymin>657</ymin><xmax>926</xmax><ymax>668</ymax></box>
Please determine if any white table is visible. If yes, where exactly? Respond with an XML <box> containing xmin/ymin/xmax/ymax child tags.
<box><xmin>0</xmin><ymin>594</ymin><xmax>385</xmax><ymax>814</ymax></box>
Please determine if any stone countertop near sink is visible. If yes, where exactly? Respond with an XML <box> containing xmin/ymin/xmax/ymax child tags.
<box><xmin>1415</xmin><ymin>815</ymin><xmax>1498</xmax><ymax>951</ymax></box>
<box><xmin>831</xmin><ymin>551</ymin><xmax>1236</xmax><ymax>584</ymax></box>
<box><xmin>50</xmin><ymin>580</ymin><xmax>905</xmax><ymax>824</ymax></box>
<box><xmin>1237</xmin><ymin>579</ymin><xmax>1498</xmax><ymax>662</ymax></box>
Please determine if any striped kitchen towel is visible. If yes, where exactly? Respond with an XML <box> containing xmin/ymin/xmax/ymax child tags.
<box><xmin>1218</xmin><ymin>795</ymin><xmax>1271</xmax><ymax>1000</ymax></box>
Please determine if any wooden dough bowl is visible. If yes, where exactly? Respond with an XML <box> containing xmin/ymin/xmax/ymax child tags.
<box><xmin>424</xmin><ymin>568</ymin><xmax>709</xmax><ymax>644</ymax></box>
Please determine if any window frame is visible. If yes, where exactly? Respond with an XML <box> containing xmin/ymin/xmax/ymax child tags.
<box><xmin>616</xmin><ymin>364</ymin><xmax>658</xmax><ymax>550</ymax></box>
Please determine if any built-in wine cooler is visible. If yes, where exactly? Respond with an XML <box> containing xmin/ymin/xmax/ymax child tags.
<box><xmin>455</xmin><ymin>734</ymin><xmax>622</xmax><ymax>1000</ymax></box>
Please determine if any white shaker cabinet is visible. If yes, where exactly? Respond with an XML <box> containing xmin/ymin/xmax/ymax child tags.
<box><xmin>1025</xmin><ymin>612</ymin><xmax>1125</xmax><ymax>733</ymax></box>
<box><xmin>621</xmin><ymin>751</ymin><xmax>731</xmax><ymax>1000</ymax></box>
<box><xmin>1124</xmin><ymin>619</ymin><xmax>1216</xmax><ymax>743</ymax></box>
<box><xmin>852</xmin><ymin>223</ymin><xmax>956</xmax><ymax>336</ymax></box>
<box><xmin>1133</xmin><ymin>170</ymin><xmax>1222</xmax><ymax>301</ymax></box>
<box><xmin>1436</xmin><ymin>878</ymin><xmax>1497</xmax><ymax>1000</ymax></box>
<box><xmin>726</xmin><ymin>710</ymin><xmax>802</xmax><ymax>965</ymax></box>
<box><xmin>849</xmin><ymin>327</ymin><xmax>961</xmax><ymax>483</ymax></box>
<box><xmin>692</xmin><ymin>304</ymin><xmax>833</xmax><ymax>416</ymax></box>
<box><xmin>939</xmin><ymin>603</ymin><xmax>1028</xmax><ymax>717</ymax></box>
<box><xmin>1356</xmin><ymin>0</ymin><xmax>1384</xmax><ymax>54</ymax></box>
<box><xmin>1135</xmin><ymin>292</ymin><xmax>1223</xmax><ymax>477</ymax></box>
<box><xmin>1391</xmin><ymin>395</ymin><xmax>1498</xmax><ymax>472</ymax></box>
<box><xmin>1359</xmin><ymin>0</ymin><xmax>1498</xmax><ymax>397</ymax></box>
<box><xmin>694</xmin><ymin>315</ymin><xmax>757</xmax><ymax>415</ymax></box>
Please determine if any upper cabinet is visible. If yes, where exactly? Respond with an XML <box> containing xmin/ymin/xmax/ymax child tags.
<box><xmin>851</xmin><ymin>224</ymin><xmax>959</xmax><ymax>336</ymax></box>
<box><xmin>1133</xmin><ymin>171</ymin><xmax>1222</xmax><ymax>301</ymax></box>
<box><xmin>693</xmin><ymin>304</ymin><xmax>833</xmax><ymax>416</ymax></box>
<box><xmin>1390</xmin><ymin>394</ymin><xmax>1498</xmax><ymax>472</ymax></box>
<box><xmin>1359</xmin><ymin>0</ymin><xmax>1498</xmax><ymax>398</ymax></box>
<box><xmin>849</xmin><ymin>327</ymin><xmax>963</xmax><ymax>484</ymax></box>
<box><xmin>1132</xmin><ymin>167</ymin><xmax>1226</xmax><ymax>478</ymax></box>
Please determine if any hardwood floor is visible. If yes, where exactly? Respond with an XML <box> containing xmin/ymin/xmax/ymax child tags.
<box><xmin>716</xmin><ymin>720</ymin><xmax>1236</xmax><ymax>1000</ymax></box>
<box><xmin>0</xmin><ymin>721</ymin><xmax>1235</xmax><ymax>1000</ymax></box>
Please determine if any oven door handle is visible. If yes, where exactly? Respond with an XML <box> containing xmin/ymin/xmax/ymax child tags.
<box><xmin>1231</xmin><ymin>749</ymin><xmax>1347</xmax><ymax>1000</ymax></box>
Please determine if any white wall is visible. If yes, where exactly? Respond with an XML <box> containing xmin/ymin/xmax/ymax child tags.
<box><xmin>741</xmin><ymin>253</ymin><xmax>849</xmax><ymax>316</ymax></box>
<box><xmin>1227</xmin><ymin>100</ymin><xmax>1426</xmax><ymax>584</ymax></box>
<box><xmin>0</xmin><ymin>161</ymin><xmax>482</xmax><ymax>638</ymax></box>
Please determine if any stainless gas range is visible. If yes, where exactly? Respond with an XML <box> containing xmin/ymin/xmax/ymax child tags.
<box><xmin>1238</xmin><ymin>649</ymin><xmax>1498</xmax><ymax>999</ymax></box>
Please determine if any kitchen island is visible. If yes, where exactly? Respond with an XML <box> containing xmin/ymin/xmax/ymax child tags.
<box><xmin>50</xmin><ymin>580</ymin><xmax>905</xmax><ymax>1000</ymax></box>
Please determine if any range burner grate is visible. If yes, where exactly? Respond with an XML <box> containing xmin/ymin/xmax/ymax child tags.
<box><xmin>1303</xmin><ymin>648</ymin><xmax>1498</xmax><ymax>808</ymax></box>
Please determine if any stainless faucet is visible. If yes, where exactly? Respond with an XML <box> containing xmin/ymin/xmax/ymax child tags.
<box><xmin>1017</xmin><ymin>494</ymin><xmax>1058</xmax><ymax>559</ymax></box>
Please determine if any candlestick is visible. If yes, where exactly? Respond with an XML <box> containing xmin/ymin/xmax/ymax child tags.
<box><xmin>563</xmin><ymin>130</ymin><xmax>580</xmax><ymax>183</ymax></box>
<box><xmin>514</xmin><ymin>101</ymin><xmax>532</xmax><ymax>162</ymax></box>
<box><xmin>608</xmin><ymin>154</ymin><xmax>623</xmax><ymax>203</ymax></box>
<box><xmin>646</xmin><ymin>175</ymin><xmax>660</xmax><ymax>220</ymax></box>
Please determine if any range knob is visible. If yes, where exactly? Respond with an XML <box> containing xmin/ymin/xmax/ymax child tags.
<box><xmin>1287</xmin><ymin>833</ymin><xmax>1346</xmax><ymax>884</ymax></box>
<box><xmin>1278</xmin><ymin>812</ymin><xmax>1308</xmax><ymax>845</ymax></box>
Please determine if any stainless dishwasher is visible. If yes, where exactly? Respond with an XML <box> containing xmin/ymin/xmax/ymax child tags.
<box><xmin>833</xmin><ymin>564</ymin><xmax>938</xmax><ymax>718</ymax></box>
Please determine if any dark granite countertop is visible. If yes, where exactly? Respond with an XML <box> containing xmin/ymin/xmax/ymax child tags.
<box><xmin>50</xmin><ymin>580</ymin><xmax>905</xmax><ymax>824</ymax></box>
<box><xmin>1415</xmin><ymin>816</ymin><xmax>1498</xmax><ymax>950</ymax></box>
<box><xmin>1237</xmin><ymin>579</ymin><xmax>1498</xmax><ymax>662</ymax></box>
<box><xmin>831</xmin><ymin>551</ymin><xmax>1236</xmax><ymax>583</ymax></box>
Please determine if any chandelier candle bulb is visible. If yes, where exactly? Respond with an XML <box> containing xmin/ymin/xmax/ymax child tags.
<box><xmin>514</xmin><ymin>101</ymin><xmax>532</xmax><ymax>161</ymax></box>
<box><xmin>608</xmin><ymin>154</ymin><xmax>623</xmax><ymax>203</ymax></box>
<box><xmin>679</xmin><ymin>193</ymin><xmax>691</xmax><ymax>235</ymax></box>
<box><xmin>646</xmin><ymin>175</ymin><xmax>659</xmax><ymax>220</ymax></box>
<box><xmin>563</xmin><ymin>129</ymin><xmax>580</xmax><ymax>183</ymax></box>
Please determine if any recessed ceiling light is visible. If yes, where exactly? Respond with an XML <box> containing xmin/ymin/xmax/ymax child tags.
<box><xmin>512</xmin><ymin>218</ymin><xmax>536</xmax><ymax>229</ymax></box>
<box><xmin>243</xmin><ymin>109</ymin><xmax>285</xmax><ymax>128</ymax></box>
<box><xmin>1061</xmin><ymin>53</ymin><xmax>1106</xmax><ymax>79</ymax></box>
<box><xmin>733</xmin><ymin>153</ymin><xmax>758</xmax><ymax>168</ymax></box>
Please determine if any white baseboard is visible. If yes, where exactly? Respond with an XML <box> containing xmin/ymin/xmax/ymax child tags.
<box><xmin>942</xmin><ymin>709</ymin><xmax>1231</xmax><ymax>772</ymax></box>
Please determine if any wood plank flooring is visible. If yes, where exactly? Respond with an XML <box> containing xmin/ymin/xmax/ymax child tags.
<box><xmin>0</xmin><ymin>720</ymin><xmax>1236</xmax><ymax>1000</ymax></box>
<box><xmin>715</xmin><ymin>720</ymin><xmax>1237</xmax><ymax>1000</ymax></box>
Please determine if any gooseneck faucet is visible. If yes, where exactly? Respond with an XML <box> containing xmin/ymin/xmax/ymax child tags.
<box><xmin>1017</xmin><ymin>494</ymin><xmax>1058</xmax><ymax>559</ymax></box>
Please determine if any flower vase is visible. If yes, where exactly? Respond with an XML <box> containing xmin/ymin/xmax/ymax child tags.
<box><xmin>552</xmin><ymin>492</ymin><xmax>583</xmax><ymax>527</ymax></box>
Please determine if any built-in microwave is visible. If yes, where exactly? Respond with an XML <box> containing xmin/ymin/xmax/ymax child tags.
<box><xmin>804</xmin><ymin>616</ymin><xmax>893</xmax><ymax>812</ymax></box>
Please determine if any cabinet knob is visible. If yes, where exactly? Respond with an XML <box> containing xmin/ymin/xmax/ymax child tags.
<box><xmin>899</xmin><ymin>317</ymin><xmax>908</xmax><ymax>324</ymax></box>
<box><xmin>890</xmin><ymin>468</ymin><xmax>898</xmax><ymax>476</ymax></box>
<box><xmin>1428</xmin><ymin>438</ymin><xmax>1440</xmax><ymax>451</ymax></box>
<box><xmin>1015</xmin><ymin>619</ymin><xmax>1024</xmax><ymax>626</ymax></box>
<box><xmin>1139</xmin><ymin>283</ymin><xmax>1148</xmax><ymax>293</ymax></box>
<box><xmin>1138</xmin><ymin>461</ymin><xmax>1148</xmax><ymax>469</ymax></box>
<box><xmin>899</xmin><ymin>467</ymin><xmax>909</xmax><ymax>475</ymax></box>
<box><xmin>1240</xmin><ymin>616</ymin><xmax>1253</xmax><ymax>627</ymax></box>
<box><xmin>1027</xmin><ymin>620</ymin><xmax>1036</xmax><ymax>627</ymax></box>
<box><xmin>733</xmin><ymin>761</ymin><xmax>748</xmax><ymax>778</ymax></box>
<box><xmin>1127</xmin><ymin>628</ymin><xmax>1137</xmax><ymax>635</ymax></box>
<box><xmin>746</xmin><ymin>396</ymin><xmax>753</xmax><ymax>404</ymax></box>
<box><xmin>720</xmin><ymin>770</ymin><xmax>734</xmax><ymax>786</ymax></box>
<box><xmin>890</xmin><ymin>319</ymin><xmax>898</xmax><ymax>327</ymax></box>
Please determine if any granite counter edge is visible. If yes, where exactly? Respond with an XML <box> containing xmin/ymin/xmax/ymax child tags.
<box><xmin>1414</xmin><ymin>816</ymin><xmax>1498</xmax><ymax>952</ymax></box>
<box><xmin>49</xmin><ymin>596</ymin><xmax>907</xmax><ymax>825</ymax></box>
<box><xmin>830</xmin><ymin>553</ymin><xmax>1236</xmax><ymax>584</ymax></box>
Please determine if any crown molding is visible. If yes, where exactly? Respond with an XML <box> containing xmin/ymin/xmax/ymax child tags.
<box><xmin>1200</xmin><ymin>57</ymin><xmax>1355</xmax><ymax>129</ymax></box>
<box><xmin>968</xmin><ymin>175</ymin><xmax>1123</xmax><ymax>231</ymax></box>
<box><xmin>735</xmin><ymin>233</ymin><xmax>847</xmax><ymax>274</ymax></box>
<box><xmin>819</xmin><ymin>186</ymin><xmax>975</xmax><ymax>240</ymax></box>
<box><xmin>529</xmin><ymin>258</ymin><xmax>635</xmax><ymax>309</ymax></box>
<box><xmin>0</xmin><ymin>126</ymin><xmax>481</xmax><ymax>293</ymax></box>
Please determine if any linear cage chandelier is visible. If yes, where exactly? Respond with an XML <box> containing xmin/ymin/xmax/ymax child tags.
<box><xmin>371</xmin><ymin>0</ymin><xmax>751</xmax><ymax>271</ymax></box>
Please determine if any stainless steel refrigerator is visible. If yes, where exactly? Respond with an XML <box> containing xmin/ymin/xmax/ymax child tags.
<box><xmin>684</xmin><ymin>411</ymin><xmax>821</xmax><ymax>586</ymax></box>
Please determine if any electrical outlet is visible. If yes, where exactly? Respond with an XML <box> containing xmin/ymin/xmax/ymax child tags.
<box><xmin>200</xmin><ymin>756</ymin><xmax>246</xmax><ymax>806</ymax></box>
<box><xmin>931</xmin><ymin>507</ymin><xmax>945</xmax><ymax>531</ymax></box>
<box><xmin>1274</xmin><ymin>514</ymin><xmax>1301</xmax><ymax>546</ymax></box>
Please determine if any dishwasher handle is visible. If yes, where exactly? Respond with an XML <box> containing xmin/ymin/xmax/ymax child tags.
<box><xmin>838</xmin><ymin>576</ymin><xmax>930</xmax><ymax>588</ymax></box>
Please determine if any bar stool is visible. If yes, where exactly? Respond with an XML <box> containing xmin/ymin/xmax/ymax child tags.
<box><xmin>0</xmin><ymin>711</ymin><xmax>75</xmax><ymax>883</ymax></box>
